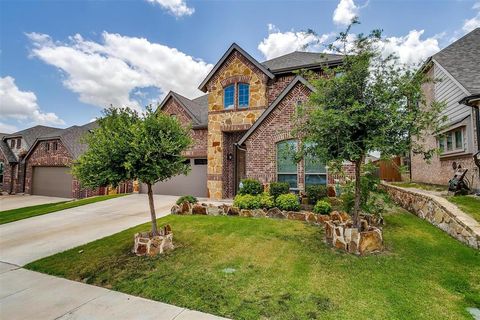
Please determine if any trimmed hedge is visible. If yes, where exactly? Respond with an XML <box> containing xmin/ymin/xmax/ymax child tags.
<box><xmin>306</xmin><ymin>185</ymin><xmax>328</xmax><ymax>205</ymax></box>
<box><xmin>233</xmin><ymin>194</ymin><xmax>261</xmax><ymax>209</ymax></box>
<box><xmin>176</xmin><ymin>195</ymin><xmax>198</xmax><ymax>205</ymax></box>
<box><xmin>313</xmin><ymin>200</ymin><xmax>332</xmax><ymax>215</ymax></box>
<box><xmin>238</xmin><ymin>178</ymin><xmax>263</xmax><ymax>195</ymax></box>
<box><xmin>276</xmin><ymin>193</ymin><xmax>301</xmax><ymax>211</ymax></box>
<box><xmin>269</xmin><ymin>182</ymin><xmax>290</xmax><ymax>200</ymax></box>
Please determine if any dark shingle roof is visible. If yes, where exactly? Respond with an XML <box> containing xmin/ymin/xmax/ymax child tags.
<box><xmin>5</xmin><ymin>125</ymin><xmax>60</xmax><ymax>148</ymax></box>
<box><xmin>159</xmin><ymin>91</ymin><xmax>208</xmax><ymax>128</ymax></box>
<box><xmin>262</xmin><ymin>51</ymin><xmax>344</xmax><ymax>73</ymax></box>
<box><xmin>433</xmin><ymin>27</ymin><xmax>480</xmax><ymax>94</ymax></box>
<box><xmin>0</xmin><ymin>139</ymin><xmax>17</xmax><ymax>163</ymax></box>
<box><xmin>36</xmin><ymin>121</ymin><xmax>98</xmax><ymax>159</ymax></box>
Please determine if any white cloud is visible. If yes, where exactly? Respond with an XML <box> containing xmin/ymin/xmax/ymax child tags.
<box><xmin>381</xmin><ymin>30</ymin><xmax>440</xmax><ymax>66</ymax></box>
<box><xmin>26</xmin><ymin>32</ymin><xmax>212</xmax><ymax>111</ymax></box>
<box><xmin>0</xmin><ymin>76</ymin><xmax>65</xmax><ymax>129</ymax></box>
<box><xmin>147</xmin><ymin>0</ymin><xmax>194</xmax><ymax>17</ymax></box>
<box><xmin>0</xmin><ymin>122</ymin><xmax>18</xmax><ymax>134</ymax></box>
<box><xmin>333</xmin><ymin>0</ymin><xmax>358</xmax><ymax>26</ymax></box>
<box><xmin>462</xmin><ymin>2</ymin><xmax>480</xmax><ymax>33</ymax></box>
<box><xmin>258</xmin><ymin>24</ymin><xmax>331</xmax><ymax>60</ymax></box>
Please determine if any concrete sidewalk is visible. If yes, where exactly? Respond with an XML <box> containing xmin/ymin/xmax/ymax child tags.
<box><xmin>0</xmin><ymin>262</ymin><xmax>228</xmax><ymax>320</ymax></box>
<box><xmin>0</xmin><ymin>194</ymin><xmax>71</xmax><ymax>211</ymax></box>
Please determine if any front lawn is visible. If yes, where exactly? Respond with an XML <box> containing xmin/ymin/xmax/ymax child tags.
<box><xmin>26</xmin><ymin>208</ymin><xmax>480</xmax><ymax>320</ymax></box>
<box><xmin>0</xmin><ymin>194</ymin><xmax>126</xmax><ymax>224</ymax></box>
<box><xmin>448</xmin><ymin>195</ymin><xmax>480</xmax><ymax>223</ymax></box>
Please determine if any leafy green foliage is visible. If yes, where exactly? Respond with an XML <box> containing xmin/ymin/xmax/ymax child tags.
<box><xmin>176</xmin><ymin>195</ymin><xmax>198</xmax><ymax>205</ymax></box>
<box><xmin>233</xmin><ymin>194</ymin><xmax>261</xmax><ymax>210</ymax></box>
<box><xmin>238</xmin><ymin>178</ymin><xmax>263</xmax><ymax>195</ymax></box>
<box><xmin>313</xmin><ymin>200</ymin><xmax>332</xmax><ymax>215</ymax></box>
<box><xmin>305</xmin><ymin>185</ymin><xmax>328</xmax><ymax>205</ymax></box>
<box><xmin>276</xmin><ymin>193</ymin><xmax>301</xmax><ymax>211</ymax></box>
<box><xmin>294</xmin><ymin>21</ymin><xmax>445</xmax><ymax>223</ymax></box>
<box><xmin>269</xmin><ymin>182</ymin><xmax>290</xmax><ymax>200</ymax></box>
<box><xmin>259</xmin><ymin>192</ymin><xmax>275</xmax><ymax>209</ymax></box>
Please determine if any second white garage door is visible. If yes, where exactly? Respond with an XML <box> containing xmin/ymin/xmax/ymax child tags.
<box><xmin>140</xmin><ymin>158</ymin><xmax>207</xmax><ymax>197</ymax></box>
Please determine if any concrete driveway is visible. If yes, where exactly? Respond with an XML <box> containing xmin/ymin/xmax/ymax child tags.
<box><xmin>0</xmin><ymin>194</ymin><xmax>177</xmax><ymax>266</ymax></box>
<box><xmin>0</xmin><ymin>194</ymin><xmax>71</xmax><ymax>211</ymax></box>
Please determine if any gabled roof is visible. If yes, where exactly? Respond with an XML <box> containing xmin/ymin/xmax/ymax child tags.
<box><xmin>262</xmin><ymin>51</ymin><xmax>344</xmax><ymax>73</ymax></box>
<box><xmin>237</xmin><ymin>76</ymin><xmax>315</xmax><ymax>145</ymax></box>
<box><xmin>432</xmin><ymin>27</ymin><xmax>480</xmax><ymax>94</ymax></box>
<box><xmin>0</xmin><ymin>139</ymin><xmax>17</xmax><ymax>163</ymax></box>
<box><xmin>4</xmin><ymin>125</ymin><xmax>60</xmax><ymax>149</ymax></box>
<box><xmin>198</xmin><ymin>43</ymin><xmax>275</xmax><ymax>92</ymax></box>
<box><xmin>26</xmin><ymin>121</ymin><xmax>98</xmax><ymax>160</ymax></box>
<box><xmin>157</xmin><ymin>91</ymin><xmax>208</xmax><ymax>127</ymax></box>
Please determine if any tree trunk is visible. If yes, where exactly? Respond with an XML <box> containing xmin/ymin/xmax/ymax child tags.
<box><xmin>147</xmin><ymin>182</ymin><xmax>158</xmax><ymax>235</ymax></box>
<box><xmin>353</xmin><ymin>157</ymin><xmax>364</xmax><ymax>228</ymax></box>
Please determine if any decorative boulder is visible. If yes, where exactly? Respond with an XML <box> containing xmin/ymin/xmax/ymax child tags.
<box><xmin>192</xmin><ymin>204</ymin><xmax>207</xmax><ymax>215</ymax></box>
<box><xmin>227</xmin><ymin>206</ymin><xmax>240</xmax><ymax>216</ymax></box>
<box><xmin>359</xmin><ymin>227</ymin><xmax>383</xmax><ymax>255</ymax></box>
<box><xmin>305</xmin><ymin>212</ymin><xmax>317</xmax><ymax>223</ymax></box>
<box><xmin>252</xmin><ymin>209</ymin><xmax>266</xmax><ymax>218</ymax></box>
<box><xmin>133</xmin><ymin>224</ymin><xmax>174</xmax><ymax>257</ymax></box>
<box><xmin>170</xmin><ymin>205</ymin><xmax>181</xmax><ymax>215</ymax></box>
<box><xmin>207</xmin><ymin>204</ymin><xmax>221</xmax><ymax>216</ymax></box>
<box><xmin>240</xmin><ymin>209</ymin><xmax>253</xmax><ymax>217</ymax></box>
<box><xmin>220</xmin><ymin>204</ymin><xmax>231</xmax><ymax>215</ymax></box>
<box><xmin>287</xmin><ymin>212</ymin><xmax>306</xmax><ymax>221</ymax></box>
<box><xmin>179</xmin><ymin>202</ymin><xmax>192</xmax><ymax>215</ymax></box>
<box><xmin>266</xmin><ymin>207</ymin><xmax>285</xmax><ymax>219</ymax></box>
<box><xmin>317</xmin><ymin>215</ymin><xmax>331</xmax><ymax>223</ymax></box>
<box><xmin>330</xmin><ymin>211</ymin><xmax>342</xmax><ymax>222</ymax></box>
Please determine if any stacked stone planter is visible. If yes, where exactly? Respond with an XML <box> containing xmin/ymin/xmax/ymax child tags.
<box><xmin>133</xmin><ymin>224</ymin><xmax>174</xmax><ymax>256</ymax></box>
<box><xmin>171</xmin><ymin>202</ymin><xmax>384</xmax><ymax>255</ymax></box>
<box><xmin>381</xmin><ymin>183</ymin><xmax>480</xmax><ymax>250</ymax></box>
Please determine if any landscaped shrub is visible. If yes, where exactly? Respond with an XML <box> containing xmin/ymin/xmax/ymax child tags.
<box><xmin>238</xmin><ymin>178</ymin><xmax>263</xmax><ymax>195</ymax></box>
<box><xmin>276</xmin><ymin>193</ymin><xmax>300</xmax><ymax>211</ymax></box>
<box><xmin>176</xmin><ymin>195</ymin><xmax>198</xmax><ymax>205</ymax></box>
<box><xmin>306</xmin><ymin>184</ymin><xmax>328</xmax><ymax>205</ymax></box>
<box><xmin>313</xmin><ymin>200</ymin><xmax>332</xmax><ymax>215</ymax></box>
<box><xmin>269</xmin><ymin>182</ymin><xmax>290</xmax><ymax>200</ymax></box>
<box><xmin>233</xmin><ymin>194</ymin><xmax>261</xmax><ymax>210</ymax></box>
<box><xmin>259</xmin><ymin>192</ymin><xmax>274</xmax><ymax>209</ymax></box>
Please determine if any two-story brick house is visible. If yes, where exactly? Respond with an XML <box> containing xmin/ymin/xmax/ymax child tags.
<box><xmin>151</xmin><ymin>43</ymin><xmax>354</xmax><ymax>199</ymax></box>
<box><xmin>411</xmin><ymin>28</ymin><xmax>480</xmax><ymax>192</ymax></box>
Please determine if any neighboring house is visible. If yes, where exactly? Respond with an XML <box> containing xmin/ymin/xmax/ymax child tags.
<box><xmin>0</xmin><ymin>122</ymin><xmax>132</xmax><ymax>198</ymax></box>
<box><xmin>411</xmin><ymin>28</ymin><xmax>480</xmax><ymax>192</ymax></box>
<box><xmin>153</xmin><ymin>43</ymin><xmax>355</xmax><ymax>199</ymax></box>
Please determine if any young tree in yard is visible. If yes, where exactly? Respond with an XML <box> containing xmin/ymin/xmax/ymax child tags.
<box><xmin>73</xmin><ymin>107</ymin><xmax>192</xmax><ymax>235</ymax></box>
<box><xmin>295</xmin><ymin>22</ymin><xmax>445</xmax><ymax>227</ymax></box>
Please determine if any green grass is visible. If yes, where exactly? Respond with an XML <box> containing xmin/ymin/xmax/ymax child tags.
<box><xmin>391</xmin><ymin>181</ymin><xmax>447</xmax><ymax>192</ymax></box>
<box><xmin>0</xmin><ymin>194</ymin><xmax>126</xmax><ymax>224</ymax></box>
<box><xmin>447</xmin><ymin>196</ymin><xmax>480</xmax><ymax>223</ymax></box>
<box><xmin>25</xmin><ymin>204</ymin><xmax>480</xmax><ymax>320</ymax></box>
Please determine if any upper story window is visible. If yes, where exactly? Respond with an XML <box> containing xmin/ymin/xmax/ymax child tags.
<box><xmin>53</xmin><ymin>141</ymin><xmax>58</xmax><ymax>151</ymax></box>
<box><xmin>277</xmin><ymin>139</ymin><xmax>298</xmax><ymax>189</ymax></box>
<box><xmin>238</xmin><ymin>83</ymin><xmax>249</xmax><ymax>108</ymax></box>
<box><xmin>45</xmin><ymin>142</ymin><xmax>50</xmax><ymax>152</ymax></box>
<box><xmin>10</xmin><ymin>139</ymin><xmax>15</xmax><ymax>149</ymax></box>
<box><xmin>438</xmin><ymin>128</ymin><xmax>464</xmax><ymax>154</ymax></box>
<box><xmin>16</xmin><ymin>138</ymin><xmax>21</xmax><ymax>149</ymax></box>
<box><xmin>224</xmin><ymin>85</ymin><xmax>235</xmax><ymax>109</ymax></box>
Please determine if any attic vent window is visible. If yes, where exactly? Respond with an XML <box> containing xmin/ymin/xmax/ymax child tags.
<box><xmin>16</xmin><ymin>138</ymin><xmax>21</xmax><ymax>149</ymax></box>
<box><xmin>10</xmin><ymin>139</ymin><xmax>15</xmax><ymax>149</ymax></box>
<box><xmin>53</xmin><ymin>142</ymin><xmax>58</xmax><ymax>151</ymax></box>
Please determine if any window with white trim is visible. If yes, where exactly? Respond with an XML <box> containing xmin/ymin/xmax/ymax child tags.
<box><xmin>277</xmin><ymin>140</ymin><xmax>298</xmax><ymax>189</ymax></box>
<box><xmin>438</xmin><ymin>128</ymin><xmax>464</xmax><ymax>153</ymax></box>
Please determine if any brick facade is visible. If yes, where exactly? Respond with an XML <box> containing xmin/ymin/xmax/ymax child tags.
<box><xmin>162</xmin><ymin>97</ymin><xmax>208</xmax><ymax>158</ymax></box>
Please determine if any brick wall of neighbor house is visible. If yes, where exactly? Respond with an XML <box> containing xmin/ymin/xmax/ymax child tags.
<box><xmin>411</xmin><ymin>66</ymin><xmax>480</xmax><ymax>191</ymax></box>
<box><xmin>206</xmin><ymin>51</ymin><xmax>269</xmax><ymax>199</ymax></box>
<box><xmin>0</xmin><ymin>153</ymin><xmax>12</xmax><ymax>193</ymax></box>
<box><xmin>162</xmin><ymin>98</ymin><xmax>208</xmax><ymax>158</ymax></box>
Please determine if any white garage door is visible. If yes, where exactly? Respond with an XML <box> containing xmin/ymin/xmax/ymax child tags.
<box><xmin>32</xmin><ymin>166</ymin><xmax>73</xmax><ymax>198</ymax></box>
<box><xmin>140</xmin><ymin>158</ymin><xmax>207</xmax><ymax>197</ymax></box>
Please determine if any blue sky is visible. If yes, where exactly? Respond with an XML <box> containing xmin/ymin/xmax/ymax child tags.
<box><xmin>1</xmin><ymin>0</ymin><xmax>479</xmax><ymax>133</ymax></box>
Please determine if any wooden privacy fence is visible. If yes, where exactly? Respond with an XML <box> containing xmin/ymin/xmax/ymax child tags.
<box><xmin>373</xmin><ymin>157</ymin><xmax>401</xmax><ymax>182</ymax></box>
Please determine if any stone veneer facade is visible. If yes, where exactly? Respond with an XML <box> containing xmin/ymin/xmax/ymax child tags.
<box><xmin>204</xmin><ymin>51</ymin><xmax>270</xmax><ymax>199</ymax></box>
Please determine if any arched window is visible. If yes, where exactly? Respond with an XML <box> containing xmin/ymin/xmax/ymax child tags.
<box><xmin>277</xmin><ymin>140</ymin><xmax>298</xmax><ymax>189</ymax></box>
<box><xmin>238</xmin><ymin>83</ymin><xmax>249</xmax><ymax>108</ymax></box>
<box><xmin>224</xmin><ymin>85</ymin><xmax>234</xmax><ymax>109</ymax></box>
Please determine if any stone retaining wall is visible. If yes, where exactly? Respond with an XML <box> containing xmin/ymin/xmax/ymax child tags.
<box><xmin>381</xmin><ymin>183</ymin><xmax>480</xmax><ymax>250</ymax></box>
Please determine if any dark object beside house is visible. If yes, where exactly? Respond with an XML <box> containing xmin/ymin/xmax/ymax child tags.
<box><xmin>448</xmin><ymin>168</ymin><xmax>470</xmax><ymax>195</ymax></box>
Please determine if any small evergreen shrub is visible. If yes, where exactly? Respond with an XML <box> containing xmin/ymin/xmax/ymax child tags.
<box><xmin>233</xmin><ymin>194</ymin><xmax>261</xmax><ymax>209</ymax></box>
<box><xmin>306</xmin><ymin>185</ymin><xmax>328</xmax><ymax>205</ymax></box>
<box><xmin>259</xmin><ymin>192</ymin><xmax>274</xmax><ymax>209</ymax></box>
<box><xmin>176</xmin><ymin>195</ymin><xmax>198</xmax><ymax>205</ymax></box>
<box><xmin>276</xmin><ymin>193</ymin><xmax>301</xmax><ymax>211</ymax></box>
<box><xmin>313</xmin><ymin>200</ymin><xmax>332</xmax><ymax>215</ymax></box>
<box><xmin>238</xmin><ymin>178</ymin><xmax>263</xmax><ymax>195</ymax></box>
<box><xmin>269</xmin><ymin>182</ymin><xmax>290</xmax><ymax>200</ymax></box>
